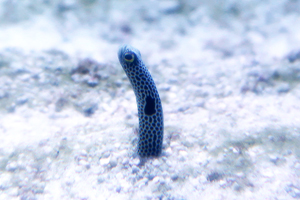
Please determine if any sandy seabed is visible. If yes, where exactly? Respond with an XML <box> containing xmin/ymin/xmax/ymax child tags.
<box><xmin>1</xmin><ymin>0</ymin><xmax>300</xmax><ymax>199</ymax></box>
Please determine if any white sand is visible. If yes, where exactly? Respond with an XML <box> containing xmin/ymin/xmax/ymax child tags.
<box><xmin>0</xmin><ymin>0</ymin><xmax>300</xmax><ymax>199</ymax></box>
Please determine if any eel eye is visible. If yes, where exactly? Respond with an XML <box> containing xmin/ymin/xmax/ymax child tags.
<box><xmin>124</xmin><ymin>53</ymin><xmax>134</xmax><ymax>62</ymax></box>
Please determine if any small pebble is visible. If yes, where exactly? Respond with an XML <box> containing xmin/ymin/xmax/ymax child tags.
<box><xmin>132</xmin><ymin>166</ymin><xmax>139</xmax><ymax>174</ymax></box>
<box><xmin>136</xmin><ymin>178</ymin><xmax>148</xmax><ymax>189</ymax></box>
<box><xmin>276</xmin><ymin>82</ymin><xmax>290</xmax><ymax>93</ymax></box>
<box><xmin>100</xmin><ymin>157</ymin><xmax>110</xmax><ymax>166</ymax></box>
<box><xmin>116</xmin><ymin>186</ymin><xmax>122</xmax><ymax>193</ymax></box>
<box><xmin>287</xmin><ymin>50</ymin><xmax>300</xmax><ymax>62</ymax></box>
<box><xmin>152</xmin><ymin>159</ymin><xmax>160</xmax><ymax>167</ymax></box>
<box><xmin>5</xmin><ymin>161</ymin><xmax>18</xmax><ymax>172</ymax></box>
<box><xmin>109</xmin><ymin>157</ymin><xmax>118</xmax><ymax>168</ymax></box>
<box><xmin>122</xmin><ymin>158</ymin><xmax>129</xmax><ymax>166</ymax></box>
<box><xmin>171</xmin><ymin>174</ymin><xmax>179</xmax><ymax>181</ymax></box>
<box><xmin>207</xmin><ymin>172</ymin><xmax>223</xmax><ymax>182</ymax></box>
<box><xmin>179</xmin><ymin>150</ymin><xmax>188</xmax><ymax>157</ymax></box>
<box><xmin>159</xmin><ymin>1</ymin><xmax>181</xmax><ymax>14</ymax></box>
<box><xmin>83</xmin><ymin>104</ymin><xmax>98</xmax><ymax>117</ymax></box>
<box><xmin>87</xmin><ymin>79</ymin><xmax>99</xmax><ymax>87</ymax></box>
<box><xmin>286</xmin><ymin>184</ymin><xmax>300</xmax><ymax>198</ymax></box>
<box><xmin>16</xmin><ymin>96</ymin><xmax>28</xmax><ymax>105</ymax></box>
<box><xmin>233</xmin><ymin>182</ymin><xmax>242</xmax><ymax>191</ymax></box>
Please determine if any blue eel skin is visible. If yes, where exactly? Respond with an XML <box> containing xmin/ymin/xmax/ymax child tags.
<box><xmin>118</xmin><ymin>45</ymin><xmax>164</xmax><ymax>157</ymax></box>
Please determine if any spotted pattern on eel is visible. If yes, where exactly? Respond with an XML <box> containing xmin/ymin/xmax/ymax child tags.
<box><xmin>118</xmin><ymin>44</ymin><xmax>164</xmax><ymax>157</ymax></box>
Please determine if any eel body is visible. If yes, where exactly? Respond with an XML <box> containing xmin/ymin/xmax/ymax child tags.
<box><xmin>118</xmin><ymin>45</ymin><xmax>163</xmax><ymax>157</ymax></box>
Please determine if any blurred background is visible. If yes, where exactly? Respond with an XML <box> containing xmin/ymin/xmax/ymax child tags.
<box><xmin>1</xmin><ymin>0</ymin><xmax>300</xmax><ymax>199</ymax></box>
<box><xmin>1</xmin><ymin>0</ymin><xmax>299</xmax><ymax>61</ymax></box>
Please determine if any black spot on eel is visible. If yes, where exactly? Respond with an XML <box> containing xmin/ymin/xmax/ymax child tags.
<box><xmin>118</xmin><ymin>45</ymin><xmax>164</xmax><ymax>157</ymax></box>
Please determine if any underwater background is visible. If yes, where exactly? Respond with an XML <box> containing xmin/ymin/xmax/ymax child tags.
<box><xmin>1</xmin><ymin>0</ymin><xmax>300</xmax><ymax>199</ymax></box>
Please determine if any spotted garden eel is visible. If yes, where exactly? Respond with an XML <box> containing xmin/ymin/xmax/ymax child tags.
<box><xmin>118</xmin><ymin>45</ymin><xmax>164</xmax><ymax>157</ymax></box>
